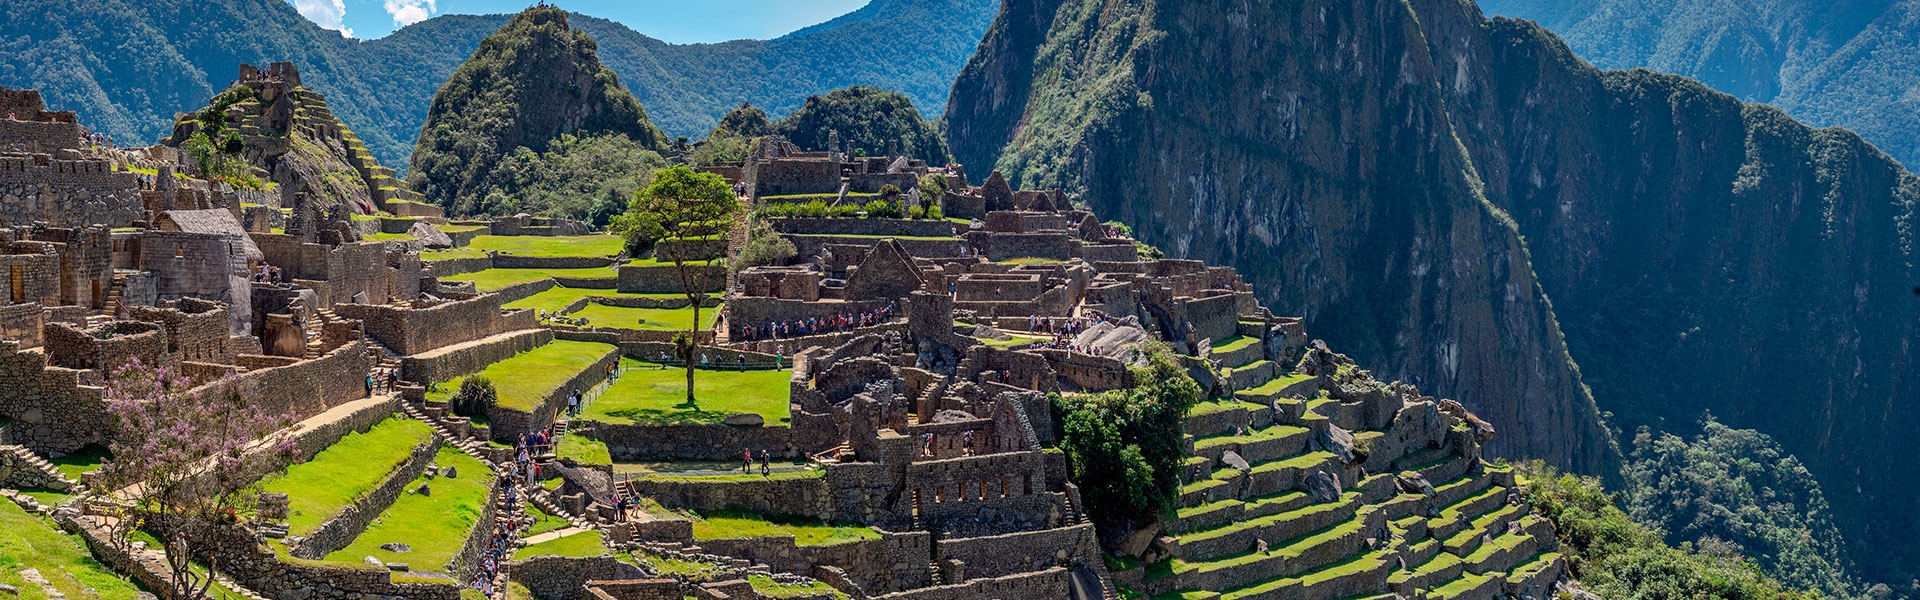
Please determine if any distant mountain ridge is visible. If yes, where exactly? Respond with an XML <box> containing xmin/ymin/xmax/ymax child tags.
<box><xmin>0</xmin><ymin>0</ymin><xmax>998</xmax><ymax>173</ymax></box>
<box><xmin>1477</xmin><ymin>0</ymin><xmax>1920</xmax><ymax>170</ymax></box>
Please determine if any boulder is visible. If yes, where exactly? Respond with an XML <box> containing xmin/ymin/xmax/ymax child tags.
<box><xmin>972</xmin><ymin>324</ymin><xmax>1012</xmax><ymax>341</ymax></box>
<box><xmin>0</xmin><ymin>584</ymin><xmax>18</xmax><ymax>595</ymax></box>
<box><xmin>1319</xmin><ymin>424</ymin><xmax>1359</xmax><ymax>464</ymax></box>
<box><xmin>1395</xmin><ymin>472</ymin><xmax>1436</xmax><ymax>497</ymax></box>
<box><xmin>408</xmin><ymin>221</ymin><xmax>453</xmax><ymax>248</ymax></box>
<box><xmin>1219</xmin><ymin>450</ymin><xmax>1251</xmax><ymax>472</ymax></box>
<box><xmin>363</xmin><ymin>556</ymin><xmax>385</xmax><ymax>568</ymax></box>
<box><xmin>443</xmin><ymin>466</ymin><xmax>457</xmax><ymax>479</ymax></box>
<box><xmin>413</xmin><ymin>483</ymin><xmax>431</xmax><ymax>496</ymax></box>
<box><xmin>386</xmin><ymin>563</ymin><xmax>409</xmax><ymax>572</ymax></box>
<box><xmin>380</xmin><ymin>542</ymin><xmax>412</xmax><ymax>553</ymax></box>
<box><xmin>1117</xmin><ymin>521</ymin><xmax>1163</xmax><ymax>558</ymax></box>
<box><xmin>1305</xmin><ymin>470</ymin><xmax>1341</xmax><ymax>503</ymax></box>
<box><xmin>724</xmin><ymin>413</ymin><xmax>765</xmax><ymax>427</ymax></box>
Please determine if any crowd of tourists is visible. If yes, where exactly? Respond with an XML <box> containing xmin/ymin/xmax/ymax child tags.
<box><xmin>729</xmin><ymin>302</ymin><xmax>898</xmax><ymax>342</ymax></box>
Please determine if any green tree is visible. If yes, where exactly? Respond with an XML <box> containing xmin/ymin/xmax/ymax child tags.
<box><xmin>734</xmin><ymin>219</ymin><xmax>797</xmax><ymax>271</ymax></box>
<box><xmin>1052</xmin><ymin>343</ymin><xmax>1201</xmax><ymax>533</ymax></box>
<box><xmin>630</xmin><ymin>166</ymin><xmax>740</xmax><ymax>405</ymax></box>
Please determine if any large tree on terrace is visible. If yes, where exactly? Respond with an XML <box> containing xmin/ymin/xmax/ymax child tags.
<box><xmin>92</xmin><ymin>360</ymin><xmax>298</xmax><ymax>600</ymax></box>
<box><xmin>627</xmin><ymin>166</ymin><xmax>740</xmax><ymax>405</ymax></box>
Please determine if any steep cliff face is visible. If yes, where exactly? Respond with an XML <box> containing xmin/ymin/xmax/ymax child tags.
<box><xmin>408</xmin><ymin>6</ymin><xmax>666</xmax><ymax>216</ymax></box>
<box><xmin>945</xmin><ymin>0</ymin><xmax>1920</xmax><ymax>580</ymax></box>
<box><xmin>945</xmin><ymin>0</ymin><xmax>1616</xmax><ymax>476</ymax></box>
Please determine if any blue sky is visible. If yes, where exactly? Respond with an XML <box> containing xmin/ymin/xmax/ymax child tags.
<box><xmin>287</xmin><ymin>0</ymin><xmax>871</xmax><ymax>43</ymax></box>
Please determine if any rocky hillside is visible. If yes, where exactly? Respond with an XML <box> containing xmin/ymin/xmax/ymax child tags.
<box><xmin>407</xmin><ymin>6</ymin><xmax>665</xmax><ymax>216</ymax></box>
<box><xmin>0</xmin><ymin>0</ymin><xmax>998</xmax><ymax>171</ymax></box>
<box><xmin>1477</xmin><ymin>0</ymin><xmax>1920</xmax><ymax>171</ymax></box>
<box><xmin>944</xmin><ymin>0</ymin><xmax>1920</xmax><ymax>584</ymax></box>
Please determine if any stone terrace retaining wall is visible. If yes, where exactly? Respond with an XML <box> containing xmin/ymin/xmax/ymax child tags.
<box><xmin>285</xmin><ymin>397</ymin><xmax>402</xmax><ymax>462</ymax></box>
<box><xmin>448</xmin><ymin>483</ymin><xmax>504</xmax><ymax>578</ymax></box>
<box><xmin>484</xmin><ymin>344</ymin><xmax>619</xmax><ymax>442</ymax></box>
<box><xmin>871</xmin><ymin>567</ymin><xmax>1069</xmax><ymax>600</ymax></box>
<box><xmin>653</xmin><ymin>238</ymin><xmax>728</xmax><ymax>262</ymax></box>
<box><xmin>769</xmin><ymin>218</ymin><xmax>956</xmax><ymax>238</ymax></box>
<box><xmin>590</xmin><ymin>423</ymin><xmax>797</xmax><ymax>462</ymax></box>
<box><xmin>617</xmin><ymin>264</ymin><xmax>727</xmax><ymax>294</ymax></box>
<box><xmin>401</xmin><ymin>328</ymin><xmax>554</xmax><ymax>385</ymax></box>
<box><xmin>785</xmin><ymin>235</ymin><xmax>961</xmax><ymax>260</ymax></box>
<box><xmin>215</xmin><ymin>341</ymin><xmax>372</xmax><ymax>422</ymax></box>
<box><xmin>291</xmin><ymin>435</ymin><xmax>440</xmax><ymax>559</ymax></box>
<box><xmin>624</xmin><ymin>473</ymin><xmax>833</xmax><ymax>520</ymax></box>
<box><xmin>697</xmin><ymin>530</ymin><xmax>932</xmax><ymax>594</ymax></box>
<box><xmin>493</xmin><ymin>255</ymin><xmax>616</xmax><ymax>269</ymax></box>
<box><xmin>427</xmin><ymin>255</ymin><xmax>492</xmax><ymax>278</ymax></box>
<box><xmin>336</xmin><ymin>293</ymin><xmax>536</xmax><ymax>355</ymax></box>
<box><xmin>936</xmin><ymin>523</ymin><xmax>1100</xmax><ymax>581</ymax></box>
<box><xmin>508</xmin><ymin>556</ymin><xmax>648</xmax><ymax>600</ymax></box>
<box><xmin>198</xmin><ymin>521</ymin><xmax>463</xmax><ymax>600</ymax></box>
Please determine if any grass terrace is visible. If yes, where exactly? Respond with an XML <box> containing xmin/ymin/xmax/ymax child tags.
<box><xmin>523</xmin><ymin>504</ymin><xmax>570</xmax><ymax>537</ymax></box>
<box><xmin>425</xmin><ymin>340</ymin><xmax>616</xmax><ymax>411</ymax></box>
<box><xmin>1241</xmin><ymin>373</ymin><xmax>1315</xmax><ymax>397</ymax></box>
<box><xmin>748</xmin><ymin>575</ymin><xmax>844</xmax><ymax>599</ymax></box>
<box><xmin>786</xmin><ymin>233</ymin><xmax>958</xmax><ymax>241</ymax></box>
<box><xmin>977</xmin><ymin>333</ymin><xmax>1050</xmax><ymax>350</ymax></box>
<box><xmin>438</xmin><ymin>224</ymin><xmax>487</xmax><ymax>234</ymax></box>
<box><xmin>47</xmin><ymin>445</ymin><xmax>110</xmax><ymax>481</ymax></box>
<box><xmin>0</xmin><ymin>500</ymin><xmax>150</xmax><ymax>600</ymax></box>
<box><xmin>578</xmin><ymin>359</ymin><xmax>791</xmax><ymax>426</ymax></box>
<box><xmin>420</xmin><ymin>246</ymin><xmax>486</xmax><ymax>261</ymax></box>
<box><xmin>439</xmin><ymin>267</ymin><xmax>618</xmax><ymax>292</ymax></box>
<box><xmin>324</xmin><ymin>447</ymin><xmax>491</xmax><ymax>573</ymax></box>
<box><xmin>555</xmin><ymin>434</ymin><xmax>611</xmax><ymax>465</ymax></box>
<box><xmin>262</xmin><ymin>417</ymin><xmax>435</xmax><ymax>536</ymax></box>
<box><xmin>502</xmin><ymin>287</ymin><xmax>682</xmax><ymax>314</ymax></box>
<box><xmin>688</xmin><ymin>508</ymin><xmax>880</xmax><ymax>547</ymax></box>
<box><xmin>466</xmin><ymin>234</ymin><xmax>625</xmax><ymax>258</ymax></box>
<box><xmin>518</xmin><ymin>530</ymin><xmax>606</xmax><ymax>557</ymax></box>
<box><xmin>567</xmin><ymin>302</ymin><xmax>721</xmax><ymax>331</ymax></box>
<box><xmin>1002</xmin><ymin>257</ymin><xmax>1065</xmax><ymax>265</ymax></box>
<box><xmin>1211</xmin><ymin>335</ymin><xmax>1259</xmax><ymax>354</ymax></box>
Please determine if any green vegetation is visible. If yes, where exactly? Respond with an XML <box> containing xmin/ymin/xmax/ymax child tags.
<box><xmin>1052</xmin><ymin>343</ymin><xmax>1202</xmax><ymax>531</ymax></box>
<box><xmin>450</xmin><ymin>376</ymin><xmax>498</xmax><ymax>419</ymax></box>
<box><xmin>523</xmin><ymin>503</ymin><xmax>569</xmax><ymax>537</ymax></box>
<box><xmin>1622</xmin><ymin>419</ymin><xmax>1870</xmax><ymax>598</ymax></box>
<box><xmin>325</xmin><ymin>447</ymin><xmax>492</xmax><ymax>573</ymax></box>
<box><xmin>734</xmin><ymin>220</ymin><xmax>799</xmax><ymax>271</ymax></box>
<box><xmin>566</xmin><ymin>302</ymin><xmax>721</xmax><ymax>331</ymax></box>
<box><xmin>502</xmin><ymin>286</ymin><xmax>679</xmax><ymax>313</ymax></box>
<box><xmin>482</xmin><ymin>133</ymin><xmax>667</xmax><ymax>226</ymax></box>
<box><xmin>686</xmin><ymin>103</ymin><xmax>765</xmax><ymax>167</ymax></box>
<box><xmin>554</xmin><ymin>434</ymin><xmax>611</xmax><ymax>465</ymax></box>
<box><xmin>688</xmin><ymin>508</ymin><xmax>881</xmax><ymax>547</ymax></box>
<box><xmin>409</xmin><ymin>6</ymin><xmax>666</xmax><ymax>217</ymax></box>
<box><xmin>0</xmin><ymin>500</ymin><xmax>150</xmax><ymax>599</ymax></box>
<box><xmin>263</xmin><ymin>417</ymin><xmax>435</xmax><ymax>536</ymax></box>
<box><xmin>425</xmin><ymin>341</ymin><xmax>614</xmax><ymax>411</ymax></box>
<box><xmin>46</xmin><ymin>445</ymin><xmax>110</xmax><ymax>481</ymax></box>
<box><xmin>770</xmin><ymin>86</ymin><xmax>951</xmax><ymax>162</ymax></box>
<box><xmin>518</xmin><ymin>530</ymin><xmax>606</xmax><ymax>557</ymax></box>
<box><xmin>1519</xmin><ymin>462</ymin><xmax>1819</xmax><ymax>599</ymax></box>
<box><xmin>578</xmin><ymin>359</ymin><xmax>791</xmax><ymax>426</ymax></box>
<box><xmin>440</xmin><ymin>267</ymin><xmax>617</xmax><ymax>292</ymax></box>
<box><xmin>747</xmin><ymin>574</ymin><xmax>844</xmax><ymax>599</ymax></box>
<box><xmin>420</xmin><ymin>247</ymin><xmax>486</xmax><ymax>261</ymax></box>
<box><xmin>465</xmin><ymin>234</ymin><xmax>626</xmax><ymax>258</ymax></box>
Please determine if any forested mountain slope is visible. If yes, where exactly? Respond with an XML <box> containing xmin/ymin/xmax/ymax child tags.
<box><xmin>944</xmin><ymin>0</ymin><xmax>1920</xmax><ymax>585</ymax></box>
<box><xmin>1478</xmin><ymin>0</ymin><xmax>1920</xmax><ymax>170</ymax></box>
<box><xmin>0</xmin><ymin>0</ymin><xmax>997</xmax><ymax>171</ymax></box>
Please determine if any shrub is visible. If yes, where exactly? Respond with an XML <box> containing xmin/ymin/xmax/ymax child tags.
<box><xmin>452</xmin><ymin>376</ymin><xmax>498</xmax><ymax>418</ymax></box>
<box><xmin>735</xmin><ymin>220</ymin><xmax>798</xmax><ymax>271</ymax></box>
<box><xmin>862</xmin><ymin>199</ymin><xmax>903</xmax><ymax>219</ymax></box>
<box><xmin>1052</xmin><ymin>343</ymin><xmax>1201</xmax><ymax>536</ymax></box>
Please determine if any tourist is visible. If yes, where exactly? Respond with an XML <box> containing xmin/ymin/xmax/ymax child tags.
<box><xmin>364</xmin><ymin>375</ymin><xmax>373</xmax><ymax>396</ymax></box>
<box><xmin>742</xmin><ymin>448</ymin><xmax>753</xmax><ymax>473</ymax></box>
<box><xmin>963</xmin><ymin>430</ymin><xmax>974</xmax><ymax>456</ymax></box>
<box><xmin>760</xmin><ymin>450</ymin><xmax>771</xmax><ymax>477</ymax></box>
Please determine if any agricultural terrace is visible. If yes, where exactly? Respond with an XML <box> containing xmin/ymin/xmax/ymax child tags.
<box><xmin>685</xmin><ymin>508</ymin><xmax>881</xmax><ymax>547</ymax></box>
<box><xmin>464</xmin><ymin>234</ymin><xmax>626</xmax><ymax>258</ymax></box>
<box><xmin>438</xmin><ymin>267</ymin><xmax>618</xmax><ymax>292</ymax></box>
<box><xmin>0</xmin><ymin>500</ymin><xmax>149</xmax><ymax>599</ymax></box>
<box><xmin>262</xmin><ymin>417</ymin><xmax>435</xmax><ymax>537</ymax></box>
<box><xmin>425</xmin><ymin>340</ymin><xmax>618</xmax><ymax>411</ymax></box>
<box><xmin>576</xmin><ymin>359</ymin><xmax>791</xmax><ymax>426</ymax></box>
<box><xmin>322</xmin><ymin>447</ymin><xmax>493</xmax><ymax>572</ymax></box>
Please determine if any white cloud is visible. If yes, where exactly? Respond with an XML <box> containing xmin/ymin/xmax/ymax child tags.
<box><xmin>384</xmin><ymin>0</ymin><xmax>437</xmax><ymax>27</ymax></box>
<box><xmin>294</xmin><ymin>0</ymin><xmax>354</xmax><ymax>37</ymax></box>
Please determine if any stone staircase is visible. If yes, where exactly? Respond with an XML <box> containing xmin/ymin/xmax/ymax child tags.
<box><xmin>0</xmin><ymin>444</ymin><xmax>78</xmax><ymax>491</ymax></box>
<box><xmin>98</xmin><ymin>271</ymin><xmax>128</xmax><ymax>317</ymax></box>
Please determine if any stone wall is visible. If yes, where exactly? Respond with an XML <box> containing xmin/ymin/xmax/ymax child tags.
<box><xmin>589</xmin><ymin>423</ymin><xmax>800</xmax><ymax>462</ymax></box>
<box><xmin>696</xmin><ymin>530</ymin><xmax>932</xmax><ymax>594</ymax></box>
<box><xmin>208</xmin><ymin>341</ymin><xmax>373</xmax><ymax>423</ymax></box>
<box><xmin>1033</xmin><ymin>349</ymin><xmax>1131</xmax><ymax>392</ymax></box>
<box><xmin>0</xmin><ymin>158</ymin><xmax>145</xmax><ymax>228</ymax></box>
<box><xmin>0</xmin><ymin>340</ymin><xmax>110</xmax><ymax>452</ymax></box>
<box><xmin>624</xmin><ymin>473</ymin><xmax>834</xmax><ymax>519</ymax></box>
<box><xmin>768</xmin><ymin>218</ymin><xmax>955</xmax><ymax>238</ymax></box>
<box><xmin>400</xmin><ymin>328</ymin><xmax>553</xmax><ymax>385</ymax></box>
<box><xmin>2</xmin><ymin>243</ymin><xmax>64</xmax><ymax>306</ymax></box>
<box><xmin>617</xmin><ymin>264</ymin><xmax>727</xmax><ymax>294</ymax></box>
<box><xmin>940</xmin><ymin>191</ymin><xmax>984</xmax><ymax>221</ymax></box>
<box><xmin>936</xmin><ymin>523</ymin><xmax>1100</xmax><ymax>581</ymax></box>
<box><xmin>335</xmin><ymin>293</ymin><xmax>536</xmax><ymax>355</ymax></box>
<box><xmin>785</xmin><ymin>235</ymin><xmax>961</xmax><ymax>261</ymax></box>
<box><xmin>427</xmin><ymin>255</ymin><xmax>492</xmax><ymax>277</ymax></box>
<box><xmin>204</xmin><ymin>520</ymin><xmax>463</xmax><ymax>600</ymax></box>
<box><xmin>0</xmin><ymin>302</ymin><xmax>44</xmax><ymax>348</ymax></box>
<box><xmin>1078</xmin><ymin>243</ymin><xmax>1135</xmax><ymax>263</ymax></box>
<box><xmin>44</xmin><ymin>320</ymin><xmax>167</xmax><ymax>372</ymax></box>
<box><xmin>449</xmin><ymin>484</ymin><xmax>504</xmax><ymax>578</ymax></box>
<box><xmin>870</xmin><ymin>567</ymin><xmax>1069</xmax><ymax>600</ymax></box>
<box><xmin>723</xmin><ymin>297</ymin><xmax>890</xmax><ymax>332</ymax></box>
<box><xmin>291</xmin><ymin>435</ymin><xmax>439</xmax><ymax>559</ymax></box>
<box><xmin>493</xmin><ymin>255</ymin><xmax>616</xmax><ymax>269</ymax></box>
<box><xmin>985</xmin><ymin>232</ymin><xmax>1071</xmax><ymax>262</ymax></box>
<box><xmin>129</xmin><ymin>298</ymin><xmax>232</xmax><ymax>363</ymax></box>
<box><xmin>653</xmin><ymin>238</ymin><xmax>729</xmax><ymax>262</ymax></box>
<box><xmin>507</xmin><ymin>556</ymin><xmax>649</xmax><ymax>600</ymax></box>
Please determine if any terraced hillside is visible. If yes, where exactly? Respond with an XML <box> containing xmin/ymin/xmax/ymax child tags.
<box><xmin>1132</xmin><ymin>344</ymin><xmax>1564</xmax><ymax>599</ymax></box>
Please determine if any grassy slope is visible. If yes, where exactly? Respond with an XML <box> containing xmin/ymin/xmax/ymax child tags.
<box><xmin>688</xmin><ymin>509</ymin><xmax>880</xmax><ymax>547</ymax></box>
<box><xmin>263</xmin><ymin>417</ymin><xmax>435</xmax><ymax>536</ymax></box>
<box><xmin>0</xmin><ymin>501</ymin><xmax>149</xmax><ymax>600</ymax></box>
<box><xmin>324</xmin><ymin>447</ymin><xmax>491</xmax><ymax>573</ymax></box>
<box><xmin>427</xmin><ymin>340</ymin><xmax>615</xmax><ymax>410</ymax></box>
<box><xmin>465</xmin><ymin>235</ymin><xmax>625</xmax><ymax>258</ymax></box>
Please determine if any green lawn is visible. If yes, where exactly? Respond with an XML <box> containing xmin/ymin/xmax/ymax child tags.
<box><xmin>978</xmin><ymin>333</ymin><xmax>1049</xmax><ymax>349</ymax></box>
<box><xmin>1212</xmin><ymin>335</ymin><xmax>1259</xmax><ymax>354</ymax></box>
<box><xmin>1002</xmin><ymin>257</ymin><xmax>1065</xmax><ymax>265</ymax></box>
<box><xmin>0</xmin><ymin>500</ymin><xmax>150</xmax><ymax>600</ymax></box>
<box><xmin>425</xmin><ymin>340</ymin><xmax>616</xmax><ymax>411</ymax></box>
<box><xmin>566</xmin><ymin>302</ymin><xmax>721</xmax><ymax>331</ymax></box>
<box><xmin>502</xmin><ymin>287</ymin><xmax>682</xmax><ymax>314</ymax></box>
<box><xmin>555</xmin><ymin>434</ymin><xmax>611</xmax><ymax>465</ymax></box>
<box><xmin>364</xmin><ymin>232</ymin><xmax>415</xmax><ymax>242</ymax></box>
<box><xmin>324</xmin><ymin>447</ymin><xmax>491</xmax><ymax>573</ymax></box>
<box><xmin>263</xmin><ymin>418</ymin><xmax>435</xmax><ymax>536</ymax></box>
<box><xmin>1242</xmin><ymin>373</ymin><xmax>1315</xmax><ymax>397</ymax></box>
<box><xmin>518</xmin><ymin>530</ymin><xmax>606</xmax><ymax>558</ymax></box>
<box><xmin>748</xmin><ymin>574</ymin><xmax>844</xmax><ymax>599</ymax></box>
<box><xmin>440</xmin><ymin>267</ymin><xmax>618</xmax><ymax>292</ymax></box>
<box><xmin>689</xmin><ymin>509</ymin><xmax>880</xmax><ymax>547</ymax></box>
<box><xmin>47</xmin><ymin>445</ymin><xmax>110</xmax><ymax>481</ymax></box>
<box><xmin>466</xmin><ymin>235</ymin><xmax>625</xmax><ymax>258</ymax></box>
<box><xmin>523</xmin><ymin>504</ymin><xmax>570</xmax><ymax>537</ymax></box>
<box><xmin>578</xmin><ymin>359</ymin><xmax>791</xmax><ymax>426</ymax></box>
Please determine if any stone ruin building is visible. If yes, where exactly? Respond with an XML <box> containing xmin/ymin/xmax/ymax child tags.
<box><xmin>0</xmin><ymin>79</ymin><xmax>1575</xmax><ymax>600</ymax></box>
